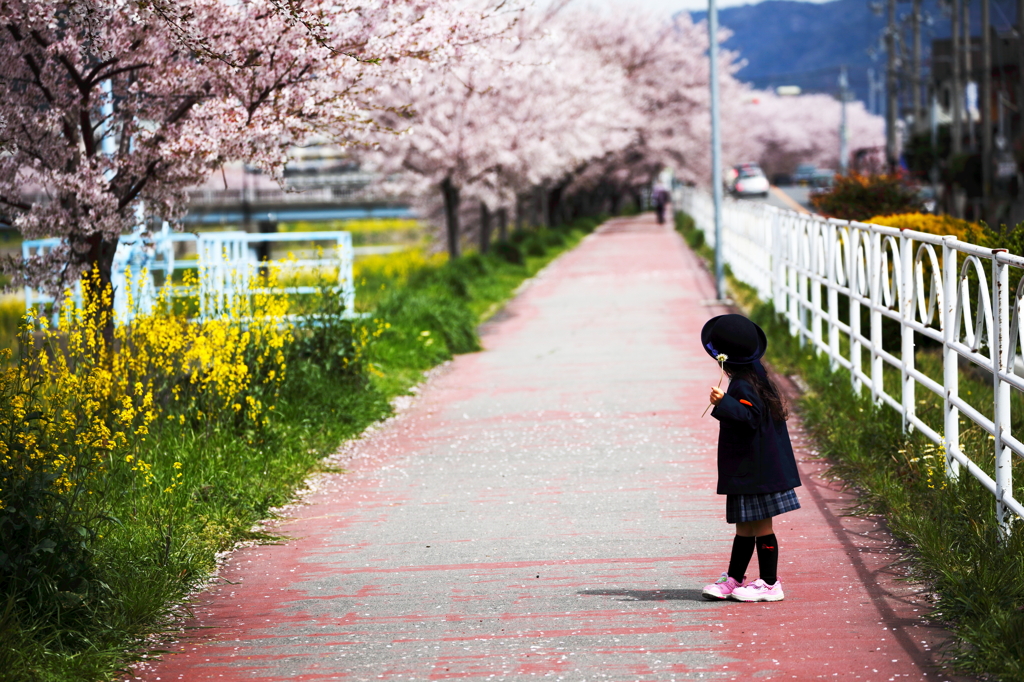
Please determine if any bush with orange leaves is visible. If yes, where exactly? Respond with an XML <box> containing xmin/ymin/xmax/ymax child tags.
<box><xmin>811</xmin><ymin>173</ymin><xmax>924</xmax><ymax>221</ymax></box>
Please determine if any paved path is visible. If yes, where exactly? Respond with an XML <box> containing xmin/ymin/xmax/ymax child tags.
<box><xmin>140</xmin><ymin>215</ymin><xmax>963</xmax><ymax>682</ymax></box>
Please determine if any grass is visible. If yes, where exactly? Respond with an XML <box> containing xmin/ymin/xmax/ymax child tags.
<box><xmin>0</xmin><ymin>294</ymin><xmax>24</xmax><ymax>354</ymax></box>
<box><xmin>353</xmin><ymin>248</ymin><xmax>448</xmax><ymax>312</ymax></box>
<box><xmin>677</xmin><ymin>210</ymin><xmax>1024</xmax><ymax>680</ymax></box>
<box><xmin>280</xmin><ymin>218</ymin><xmax>425</xmax><ymax>246</ymax></box>
<box><xmin>0</xmin><ymin>216</ymin><xmax>601</xmax><ymax>682</ymax></box>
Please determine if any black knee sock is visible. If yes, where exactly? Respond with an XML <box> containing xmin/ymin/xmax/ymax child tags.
<box><xmin>756</xmin><ymin>534</ymin><xmax>779</xmax><ymax>585</ymax></box>
<box><xmin>727</xmin><ymin>535</ymin><xmax>756</xmax><ymax>582</ymax></box>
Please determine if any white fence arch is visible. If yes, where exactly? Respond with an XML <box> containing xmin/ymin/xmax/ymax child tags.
<box><xmin>22</xmin><ymin>229</ymin><xmax>356</xmax><ymax>326</ymax></box>
<box><xmin>677</xmin><ymin>186</ymin><xmax>1024</xmax><ymax>527</ymax></box>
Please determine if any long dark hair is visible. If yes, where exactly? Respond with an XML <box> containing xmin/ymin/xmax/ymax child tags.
<box><xmin>724</xmin><ymin>362</ymin><xmax>788</xmax><ymax>422</ymax></box>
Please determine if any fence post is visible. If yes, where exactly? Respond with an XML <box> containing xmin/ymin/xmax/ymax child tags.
<box><xmin>870</xmin><ymin>231</ymin><xmax>884</xmax><ymax>403</ymax></box>
<box><xmin>799</xmin><ymin>222</ymin><xmax>809</xmax><ymax>348</ymax></box>
<box><xmin>827</xmin><ymin>223</ymin><xmax>840</xmax><ymax>371</ymax></box>
<box><xmin>810</xmin><ymin>223</ymin><xmax>823</xmax><ymax>354</ymax></box>
<box><xmin>942</xmin><ymin>236</ymin><xmax>960</xmax><ymax>479</ymax></box>
<box><xmin>772</xmin><ymin>212</ymin><xmax>783</xmax><ymax>316</ymax></box>
<box><xmin>850</xmin><ymin>227</ymin><xmax>863</xmax><ymax>395</ymax></box>
<box><xmin>790</xmin><ymin>218</ymin><xmax>801</xmax><ymax>344</ymax></box>
<box><xmin>337</xmin><ymin>232</ymin><xmax>356</xmax><ymax>315</ymax></box>
<box><xmin>992</xmin><ymin>252</ymin><xmax>1011</xmax><ymax>532</ymax></box>
<box><xmin>901</xmin><ymin>230</ymin><xmax>915</xmax><ymax>432</ymax></box>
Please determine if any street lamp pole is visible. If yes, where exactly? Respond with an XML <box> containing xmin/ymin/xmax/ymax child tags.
<box><xmin>839</xmin><ymin>65</ymin><xmax>850</xmax><ymax>175</ymax></box>
<box><xmin>709</xmin><ymin>0</ymin><xmax>725</xmax><ymax>300</ymax></box>
<box><xmin>885</xmin><ymin>0</ymin><xmax>898</xmax><ymax>172</ymax></box>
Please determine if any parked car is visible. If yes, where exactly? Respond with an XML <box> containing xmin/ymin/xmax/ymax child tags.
<box><xmin>728</xmin><ymin>164</ymin><xmax>770</xmax><ymax>197</ymax></box>
<box><xmin>793</xmin><ymin>163</ymin><xmax>817</xmax><ymax>185</ymax></box>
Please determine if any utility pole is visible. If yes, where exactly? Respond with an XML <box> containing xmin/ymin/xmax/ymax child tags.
<box><xmin>886</xmin><ymin>0</ymin><xmax>899</xmax><ymax>171</ymax></box>
<box><xmin>952</xmin><ymin>0</ymin><xmax>963</xmax><ymax>155</ymax></box>
<box><xmin>840</xmin><ymin>66</ymin><xmax>850</xmax><ymax>175</ymax></box>
<box><xmin>931</xmin><ymin>92</ymin><xmax>940</xmax><ymax>195</ymax></box>
<box><xmin>1019</xmin><ymin>0</ymin><xmax>1024</xmax><ymax>141</ymax></box>
<box><xmin>708</xmin><ymin>0</ymin><xmax>725</xmax><ymax>301</ymax></box>
<box><xmin>912</xmin><ymin>0</ymin><xmax>923</xmax><ymax>131</ymax></box>
<box><xmin>981</xmin><ymin>0</ymin><xmax>992</xmax><ymax>217</ymax></box>
<box><xmin>966</xmin><ymin>0</ymin><xmax>976</xmax><ymax>151</ymax></box>
<box><xmin>868</xmin><ymin>67</ymin><xmax>877</xmax><ymax>115</ymax></box>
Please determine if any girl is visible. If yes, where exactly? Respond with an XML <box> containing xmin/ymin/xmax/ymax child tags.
<box><xmin>699</xmin><ymin>314</ymin><xmax>801</xmax><ymax>603</ymax></box>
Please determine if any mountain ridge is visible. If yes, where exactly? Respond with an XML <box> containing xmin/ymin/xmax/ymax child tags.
<box><xmin>689</xmin><ymin>0</ymin><xmax>1015</xmax><ymax>104</ymax></box>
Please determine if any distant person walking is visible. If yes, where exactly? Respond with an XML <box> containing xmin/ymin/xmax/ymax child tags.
<box><xmin>652</xmin><ymin>182</ymin><xmax>670</xmax><ymax>224</ymax></box>
<box><xmin>699</xmin><ymin>314</ymin><xmax>801</xmax><ymax>603</ymax></box>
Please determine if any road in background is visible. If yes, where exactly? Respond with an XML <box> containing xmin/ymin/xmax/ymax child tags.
<box><xmin>738</xmin><ymin>185</ymin><xmax>815</xmax><ymax>213</ymax></box>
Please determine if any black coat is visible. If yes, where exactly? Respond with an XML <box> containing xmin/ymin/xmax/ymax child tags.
<box><xmin>710</xmin><ymin>378</ymin><xmax>801</xmax><ymax>495</ymax></box>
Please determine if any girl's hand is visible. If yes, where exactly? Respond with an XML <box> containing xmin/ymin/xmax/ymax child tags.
<box><xmin>709</xmin><ymin>386</ymin><xmax>725</xmax><ymax>405</ymax></box>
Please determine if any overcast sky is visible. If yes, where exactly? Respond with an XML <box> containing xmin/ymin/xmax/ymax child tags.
<box><xmin>591</xmin><ymin>0</ymin><xmax>834</xmax><ymax>14</ymax></box>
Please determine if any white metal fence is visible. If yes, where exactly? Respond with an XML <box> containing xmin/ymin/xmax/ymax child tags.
<box><xmin>677</xmin><ymin>186</ymin><xmax>1024</xmax><ymax>527</ymax></box>
<box><xmin>22</xmin><ymin>229</ymin><xmax>356</xmax><ymax>326</ymax></box>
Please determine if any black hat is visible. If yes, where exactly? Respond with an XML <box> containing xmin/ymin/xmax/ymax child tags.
<box><xmin>700</xmin><ymin>314</ymin><xmax>767</xmax><ymax>364</ymax></box>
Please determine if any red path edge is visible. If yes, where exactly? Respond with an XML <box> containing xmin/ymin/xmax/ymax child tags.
<box><xmin>132</xmin><ymin>215</ymin><xmax>970</xmax><ymax>682</ymax></box>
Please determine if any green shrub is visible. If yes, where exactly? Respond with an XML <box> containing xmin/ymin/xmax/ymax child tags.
<box><xmin>525</xmin><ymin>237</ymin><xmax>547</xmax><ymax>257</ymax></box>
<box><xmin>674</xmin><ymin>210</ymin><xmax>707</xmax><ymax>252</ymax></box>
<box><xmin>540</xmin><ymin>229</ymin><xmax>566</xmax><ymax>247</ymax></box>
<box><xmin>492</xmin><ymin>240</ymin><xmax>523</xmax><ymax>265</ymax></box>
<box><xmin>371</xmin><ymin>287</ymin><xmax>480</xmax><ymax>370</ymax></box>
<box><xmin>619</xmin><ymin>201</ymin><xmax>640</xmax><ymax>216</ymax></box>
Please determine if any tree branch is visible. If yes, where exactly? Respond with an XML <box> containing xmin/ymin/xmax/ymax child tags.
<box><xmin>0</xmin><ymin>196</ymin><xmax>32</xmax><ymax>211</ymax></box>
<box><xmin>92</xmin><ymin>61</ymin><xmax>152</xmax><ymax>88</ymax></box>
<box><xmin>118</xmin><ymin>160</ymin><xmax>160</xmax><ymax>210</ymax></box>
<box><xmin>6</xmin><ymin>26</ymin><xmax>56</xmax><ymax>104</ymax></box>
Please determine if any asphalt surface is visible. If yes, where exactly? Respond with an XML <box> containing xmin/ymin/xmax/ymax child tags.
<box><xmin>137</xmin><ymin>214</ymin><xmax>965</xmax><ymax>682</ymax></box>
<box><xmin>739</xmin><ymin>186</ymin><xmax>814</xmax><ymax>213</ymax></box>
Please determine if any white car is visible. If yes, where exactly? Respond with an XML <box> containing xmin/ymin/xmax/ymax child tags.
<box><xmin>730</xmin><ymin>165</ymin><xmax>770</xmax><ymax>197</ymax></box>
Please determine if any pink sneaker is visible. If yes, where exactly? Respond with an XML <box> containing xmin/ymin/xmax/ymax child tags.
<box><xmin>730</xmin><ymin>578</ymin><xmax>784</xmax><ymax>602</ymax></box>
<box><xmin>702</xmin><ymin>573</ymin><xmax>744</xmax><ymax>600</ymax></box>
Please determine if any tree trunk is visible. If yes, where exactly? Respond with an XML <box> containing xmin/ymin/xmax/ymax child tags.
<box><xmin>515</xmin><ymin>193</ymin><xmax>526</xmax><ymax>232</ymax></box>
<box><xmin>497</xmin><ymin>208</ymin><xmax>509</xmax><ymax>242</ymax></box>
<box><xmin>537</xmin><ymin>186</ymin><xmax>549</xmax><ymax>228</ymax></box>
<box><xmin>256</xmin><ymin>220</ymin><xmax>277</xmax><ymax>275</ymax></box>
<box><xmin>631</xmin><ymin>189</ymin><xmax>644</xmax><ymax>213</ymax></box>
<box><xmin>547</xmin><ymin>185</ymin><xmax>563</xmax><ymax>228</ymax></box>
<box><xmin>84</xmin><ymin>232</ymin><xmax>120</xmax><ymax>345</ymax></box>
<box><xmin>441</xmin><ymin>177</ymin><xmax>461</xmax><ymax>258</ymax></box>
<box><xmin>479</xmin><ymin>201</ymin><xmax>492</xmax><ymax>254</ymax></box>
<box><xmin>609</xmin><ymin>191</ymin><xmax>622</xmax><ymax>215</ymax></box>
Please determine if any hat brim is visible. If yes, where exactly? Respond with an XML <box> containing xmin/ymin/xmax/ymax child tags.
<box><xmin>700</xmin><ymin>314</ymin><xmax>767</xmax><ymax>364</ymax></box>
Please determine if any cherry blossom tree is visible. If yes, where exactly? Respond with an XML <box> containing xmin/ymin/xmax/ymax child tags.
<box><xmin>368</xmin><ymin>4</ymin><xmax>635</xmax><ymax>256</ymax></box>
<box><xmin>556</xmin><ymin>8</ymin><xmax>884</xmax><ymax>203</ymax></box>
<box><xmin>0</xmin><ymin>0</ymin><xmax>502</xmax><ymax>305</ymax></box>
<box><xmin>547</xmin><ymin>6</ymin><xmax>768</xmax><ymax>214</ymax></box>
<box><xmin>736</xmin><ymin>90</ymin><xmax>885</xmax><ymax>177</ymax></box>
<box><xmin>2</xmin><ymin>0</ymin><xmax>884</xmax><ymax>290</ymax></box>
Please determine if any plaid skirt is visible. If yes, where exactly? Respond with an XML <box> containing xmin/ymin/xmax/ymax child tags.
<box><xmin>726</xmin><ymin>488</ymin><xmax>801</xmax><ymax>523</ymax></box>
